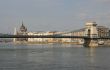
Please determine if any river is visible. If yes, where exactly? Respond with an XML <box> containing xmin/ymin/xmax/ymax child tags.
<box><xmin>0</xmin><ymin>43</ymin><xmax>110</xmax><ymax>70</ymax></box>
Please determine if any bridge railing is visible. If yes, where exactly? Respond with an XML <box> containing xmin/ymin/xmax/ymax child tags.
<box><xmin>0</xmin><ymin>34</ymin><xmax>86</xmax><ymax>38</ymax></box>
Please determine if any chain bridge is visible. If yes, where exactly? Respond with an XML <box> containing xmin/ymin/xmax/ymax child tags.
<box><xmin>0</xmin><ymin>22</ymin><xmax>110</xmax><ymax>47</ymax></box>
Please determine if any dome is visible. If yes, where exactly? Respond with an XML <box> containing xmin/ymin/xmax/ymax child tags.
<box><xmin>19</xmin><ymin>23</ymin><xmax>27</xmax><ymax>32</ymax></box>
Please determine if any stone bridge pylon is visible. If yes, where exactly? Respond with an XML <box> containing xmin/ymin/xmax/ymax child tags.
<box><xmin>84</xmin><ymin>22</ymin><xmax>99</xmax><ymax>47</ymax></box>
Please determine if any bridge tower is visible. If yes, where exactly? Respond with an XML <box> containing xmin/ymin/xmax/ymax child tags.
<box><xmin>84</xmin><ymin>22</ymin><xmax>98</xmax><ymax>47</ymax></box>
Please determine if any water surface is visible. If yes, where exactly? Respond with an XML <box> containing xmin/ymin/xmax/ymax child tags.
<box><xmin>0</xmin><ymin>43</ymin><xmax>110</xmax><ymax>70</ymax></box>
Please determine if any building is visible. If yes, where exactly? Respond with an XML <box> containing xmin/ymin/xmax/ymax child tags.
<box><xmin>69</xmin><ymin>28</ymin><xmax>85</xmax><ymax>44</ymax></box>
<box><xmin>13</xmin><ymin>22</ymin><xmax>28</xmax><ymax>42</ymax></box>
<box><xmin>97</xmin><ymin>26</ymin><xmax>109</xmax><ymax>37</ymax></box>
<box><xmin>28</xmin><ymin>31</ymin><xmax>61</xmax><ymax>43</ymax></box>
<box><xmin>61</xmin><ymin>32</ymin><xmax>72</xmax><ymax>43</ymax></box>
<box><xmin>28</xmin><ymin>32</ymin><xmax>48</xmax><ymax>43</ymax></box>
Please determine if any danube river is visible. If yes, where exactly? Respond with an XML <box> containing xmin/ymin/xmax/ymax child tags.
<box><xmin>0</xmin><ymin>43</ymin><xmax>110</xmax><ymax>70</ymax></box>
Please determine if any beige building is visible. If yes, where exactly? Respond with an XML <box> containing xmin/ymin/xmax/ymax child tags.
<box><xmin>97</xmin><ymin>26</ymin><xmax>109</xmax><ymax>37</ymax></box>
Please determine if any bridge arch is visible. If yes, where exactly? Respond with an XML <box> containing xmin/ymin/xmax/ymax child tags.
<box><xmin>87</xmin><ymin>29</ymin><xmax>91</xmax><ymax>37</ymax></box>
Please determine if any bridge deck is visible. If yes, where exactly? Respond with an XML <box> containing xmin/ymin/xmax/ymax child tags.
<box><xmin>0</xmin><ymin>35</ymin><xmax>110</xmax><ymax>39</ymax></box>
<box><xmin>0</xmin><ymin>35</ymin><xmax>85</xmax><ymax>38</ymax></box>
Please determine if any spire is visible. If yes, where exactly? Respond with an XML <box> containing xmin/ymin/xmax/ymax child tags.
<box><xmin>21</xmin><ymin>20</ymin><xmax>24</xmax><ymax>27</ymax></box>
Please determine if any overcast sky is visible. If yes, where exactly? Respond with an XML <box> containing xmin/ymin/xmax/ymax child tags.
<box><xmin>0</xmin><ymin>0</ymin><xmax>110</xmax><ymax>33</ymax></box>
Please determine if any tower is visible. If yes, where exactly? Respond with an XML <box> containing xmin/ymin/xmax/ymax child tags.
<box><xmin>19</xmin><ymin>21</ymin><xmax>27</xmax><ymax>33</ymax></box>
<box><xmin>84</xmin><ymin>22</ymin><xmax>98</xmax><ymax>47</ymax></box>
<box><xmin>85</xmin><ymin>22</ymin><xmax>98</xmax><ymax>38</ymax></box>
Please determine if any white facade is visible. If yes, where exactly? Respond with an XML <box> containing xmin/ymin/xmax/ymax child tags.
<box><xmin>28</xmin><ymin>31</ymin><xmax>58</xmax><ymax>42</ymax></box>
<box><xmin>28</xmin><ymin>32</ymin><xmax>48</xmax><ymax>42</ymax></box>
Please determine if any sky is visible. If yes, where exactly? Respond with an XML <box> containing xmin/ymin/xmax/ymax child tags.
<box><xmin>0</xmin><ymin>0</ymin><xmax>110</xmax><ymax>33</ymax></box>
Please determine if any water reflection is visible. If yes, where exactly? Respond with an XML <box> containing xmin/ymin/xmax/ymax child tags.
<box><xmin>89</xmin><ymin>48</ymin><xmax>96</xmax><ymax>64</ymax></box>
<box><xmin>86</xmin><ymin>48</ymin><xmax>96</xmax><ymax>70</ymax></box>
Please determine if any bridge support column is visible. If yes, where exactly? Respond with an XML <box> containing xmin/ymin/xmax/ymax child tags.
<box><xmin>84</xmin><ymin>38</ymin><xmax>98</xmax><ymax>47</ymax></box>
<box><xmin>88</xmin><ymin>39</ymin><xmax>98</xmax><ymax>47</ymax></box>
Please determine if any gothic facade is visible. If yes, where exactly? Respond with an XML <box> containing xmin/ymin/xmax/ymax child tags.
<box><xmin>14</xmin><ymin>22</ymin><xmax>28</xmax><ymax>42</ymax></box>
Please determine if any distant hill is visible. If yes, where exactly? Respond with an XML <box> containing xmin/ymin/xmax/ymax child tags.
<box><xmin>0</xmin><ymin>33</ymin><xmax>13</xmax><ymax>42</ymax></box>
<box><xmin>0</xmin><ymin>33</ymin><xmax>10</xmax><ymax>35</ymax></box>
